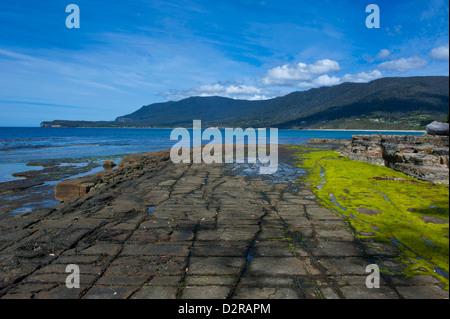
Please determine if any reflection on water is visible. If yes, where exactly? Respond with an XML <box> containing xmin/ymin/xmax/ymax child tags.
<box><xmin>0</xmin><ymin>163</ymin><xmax>44</xmax><ymax>183</ymax></box>
<box><xmin>227</xmin><ymin>162</ymin><xmax>306</xmax><ymax>185</ymax></box>
<box><xmin>8</xmin><ymin>200</ymin><xmax>60</xmax><ymax>215</ymax></box>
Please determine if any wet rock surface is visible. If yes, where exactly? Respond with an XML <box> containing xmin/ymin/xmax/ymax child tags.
<box><xmin>0</xmin><ymin>147</ymin><xmax>448</xmax><ymax>299</ymax></box>
<box><xmin>0</xmin><ymin>161</ymin><xmax>103</xmax><ymax>215</ymax></box>
<box><xmin>0</xmin><ymin>156</ymin><xmax>126</xmax><ymax>215</ymax></box>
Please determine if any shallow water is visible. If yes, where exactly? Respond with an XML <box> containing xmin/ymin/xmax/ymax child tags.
<box><xmin>0</xmin><ymin>127</ymin><xmax>423</xmax><ymax>162</ymax></box>
<box><xmin>0</xmin><ymin>163</ymin><xmax>44</xmax><ymax>183</ymax></box>
<box><xmin>227</xmin><ymin>162</ymin><xmax>306</xmax><ymax>184</ymax></box>
<box><xmin>0</xmin><ymin>127</ymin><xmax>423</xmax><ymax>182</ymax></box>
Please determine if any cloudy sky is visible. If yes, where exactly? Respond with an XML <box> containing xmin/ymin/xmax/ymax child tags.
<box><xmin>0</xmin><ymin>0</ymin><xmax>448</xmax><ymax>126</ymax></box>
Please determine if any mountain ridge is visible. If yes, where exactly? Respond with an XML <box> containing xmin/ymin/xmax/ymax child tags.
<box><xmin>41</xmin><ymin>76</ymin><xmax>449</xmax><ymax>130</ymax></box>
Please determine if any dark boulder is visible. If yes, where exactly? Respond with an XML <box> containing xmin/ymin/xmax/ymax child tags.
<box><xmin>426</xmin><ymin>121</ymin><xmax>449</xmax><ymax>136</ymax></box>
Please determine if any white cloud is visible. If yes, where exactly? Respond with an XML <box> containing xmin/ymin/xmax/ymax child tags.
<box><xmin>163</xmin><ymin>57</ymin><xmax>388</xmax><ymax>100</ymax></box>
<box><xmin>374</xmin><ymin>49</ymin><xmax>390</xmax><ymax>61</ymax></box>
<box><xmin>378</xmin><ymin>57</ymin><xmax>428</xmax><ymax>73</ymax></box>
<box><xmin>163</xmin><ymin>83</ymin><xmax>273</xmax><ymax>101</ymax></box>
<box><xmin>312</xmin><ymin>74</ymin><xmax>341</xmax><ymax>86</ymax></box>
<box><xmin>297</xmin><ymin>69</ymin><xmax>382</xmax><ymax>89</ymax></box>
<box><xmin>342</xmin><ymin>70</ymin><xmax>383</xmax><ymax>83</ymax></box>
<box><xmin>429</xmin><ymin>45</ymin><xmax>449</xmax><ymax>61</ymax></box>
<box><xmin>297</xmin><ymin>74</ymin><xmax>341</xmax><ymax>89</ymax></box>
<box><xmin>261</xmin><ymin>59</ymin><xmax>340</xmax><ymax>86</ymax></box>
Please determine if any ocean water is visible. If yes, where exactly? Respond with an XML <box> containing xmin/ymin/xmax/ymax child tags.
<box><xmin>0</xmin><ymin>127</ymin><xmax>424</xmax><ymax>182</ymax></box>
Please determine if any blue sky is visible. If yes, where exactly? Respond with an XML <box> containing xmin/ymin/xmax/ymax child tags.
<box><xmin>0</xmin><ymin>0</ymin><xmax>448</xmax><ymax>126</ymax></box>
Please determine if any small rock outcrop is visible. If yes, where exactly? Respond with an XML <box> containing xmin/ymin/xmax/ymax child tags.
<box><xmin>54</xmin><ymin>174</ymin><xmax>101</xmax><ymax>202</ymax></box>
<box><xmin>341</xmin><ymin>135</ymin><xmax>449</xmax><ymax>184</ymax></box>
<box><xmin>103</xmin><ymin>160</ymin><xmax>117</xmax><ymax>169</ymax></box>
<box><xmin>54</xmin><ymin>150</ymin><xmax>171</xmax><ymax>202</ymax></box>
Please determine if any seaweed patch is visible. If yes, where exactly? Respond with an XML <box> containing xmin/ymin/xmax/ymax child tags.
<box><xmin>293</xmin><ymin>147</ymin><xmax>449</xmax><ymax>290</ymax></box>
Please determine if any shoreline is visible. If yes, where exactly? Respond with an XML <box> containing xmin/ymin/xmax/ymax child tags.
<box><xmin>2</xmin><ymin>129</ymin><xmax>447</xmax><ymax>220</ymax></box>
<box><xmin>0</xmin><ymin>155</ymin><xmax>124</xmax><ymax>215</ymax></box>
<box><xmin>0</xmin><ymin>129</ymin><xmax>441</xmax><ymax>215</ymax></box>
<box><xmin>287</xmin><ymin>128</ymin><xmax>426</xmax><ymax>133</ymax></box>
<box><xmin>0</xmin><ymin>144</ymin><xmax>447</xmax><ymax>299</ymax></box>
<box><xmin>2</xmin><ymin>126</ymin><xmax>427</xmax><ymax>133</ymax></box>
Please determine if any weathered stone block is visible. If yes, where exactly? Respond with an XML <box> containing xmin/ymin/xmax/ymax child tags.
<box><xmin>55</xmin><ymin>175</ymin><xmax>101</xmax><ymax>202</ymax></box>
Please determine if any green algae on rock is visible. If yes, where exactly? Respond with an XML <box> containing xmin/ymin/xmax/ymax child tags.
<box><xmin>293</xmin><ymin>147</ymin><xmax>449</xmax><ymax>289</ymax></box>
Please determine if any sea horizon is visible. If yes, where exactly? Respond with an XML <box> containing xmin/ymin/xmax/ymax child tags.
<box><xmin>0</xmin><ymin>126</ymin><xmax>428</xmax><ymax>132</ymax></box>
